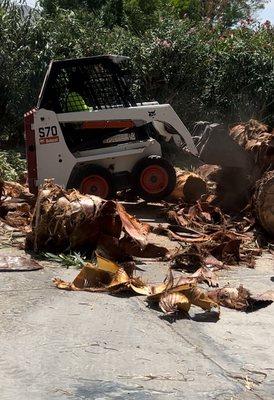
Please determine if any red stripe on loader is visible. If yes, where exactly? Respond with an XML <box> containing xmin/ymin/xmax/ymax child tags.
<box><xmin>82</xmin><ymin>120</ymin><xmax>134</xmax><ymax>130</ymax></box>
<box><xmin>24</xmin><ymin>109</ymin><xmax>38</xmax><ymax>195</ymax></box>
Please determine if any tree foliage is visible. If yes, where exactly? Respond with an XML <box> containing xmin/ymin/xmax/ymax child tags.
<box><xmin>40</xmin><ymin>0</ymin><xmax>270</xmax><ymax>28</ymax></box>
<box><xmin>40</xmin><ymin>0</ymin><xmax>161</xmax><ymax>31</ymax></box>
<box><xmin>171</xmin><ymin>0</ymin><xmax>269</xmax><ymax>26</ymax></box>
<box><xmin>0</xmin><ymin>0</ymin><xmax>273</xmax><ymax>143</ymax></box>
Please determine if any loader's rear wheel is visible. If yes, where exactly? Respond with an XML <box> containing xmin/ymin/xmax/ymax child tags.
<box><xmin>75</xmin><ymin>165</ymin><xmax>115</xmax><ymax>199</ymax></box>
<box><xmin>133</xmin><ymin>156</ymin><xmax>176</xmax><ymax>201</ymax></box>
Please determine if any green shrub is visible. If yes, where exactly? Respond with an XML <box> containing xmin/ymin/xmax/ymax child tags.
<box><xmin>0</xmin><ymin>150</ymin><xmax>26</xmax><ymax>181</ymax></box>
<box><xmin>0</xmin><ymin>1</ymin><xmax>273</xmax><ymax>144</ymax></box>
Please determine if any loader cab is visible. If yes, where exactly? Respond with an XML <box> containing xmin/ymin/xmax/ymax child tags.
<box><xmin>36</xmin><ymin>55</ymin><xmax>152</xmax><ymax>153</ymax></box>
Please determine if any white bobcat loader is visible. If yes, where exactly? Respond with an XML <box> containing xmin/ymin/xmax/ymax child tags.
<box><xmin>24</xmin><ymin>55</ymin><xmax>198</xmax><ymax>200</ymax></box>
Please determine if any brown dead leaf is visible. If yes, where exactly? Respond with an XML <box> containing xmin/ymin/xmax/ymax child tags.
<box><xmin>120</xmin><ymin>236</ymin><xmax>170</xmax><ymax>259</ymax></box>
<box><xmin>97</xmin><ymin>232</ymin><xmax>169</xmax><ymax>261</ymax></box>
<box><xmin>53</xmin><ymin>262</ymin><xmax>132</xmax><ymax>293</ymax></box>
<box><xmin>147</xmin><ymin>281</ymin><xmax>195</xmax><ymax>304</ymax></box>
<box><xmin>201</xmin><ymin>230</ymin><xmax>252</xmax><ymax>265</ymax></box>
<box><xmin>148</xmin><ymin>268</ymin><xmax>218</xmax><ymax>315</ymax></box>
<box><xmin>117</xmin><ymin>260</ymin><xmax>136</xmax><ymax>277</ymax></box>
<box><xmin>206</xmin><ymin>285</ymin><xmax>274</xmax><ymax>312</ymax></box>
<box><xmin>131</xmin><ymin>269</ymin><xmax>174</xmax><ymax>296</ymax></box>
<box><xmin>204</xmin><ymin>254</ymin><xmax>230</xmax><ymax>270</ymax></box>
<box><xmin>170</xmin><ymin>267</ymin><xmax>218</xmax><ymax>288</ymax></box>
<box><xmin>171</xmin><ymin>244</ymin><xmax>205</xmax><ymax>271</ymax></box>
<box><xmin>96</xmin><ymin>234</ymin><xmax>131</xmax><ymax>262</ymax></box>
<box><xmin>107</xmin><ymin>268</ymin><xmax>132</xmax><ymax>290</ymax></box>
<box><xmin>0</xmin><ymin>255</ymin><xmax>43</xmax><ymax>272</ymax></box>
<box><xmin>131</xmin><ymin>281</ymin><xmax>170</xmax><ymax>296</ymax></box>
<box><xmin>208</xmin><ymin>285</ymin><xmax>249</xmax><ymax>310</ymax></box>
<box><xmin>211</xmin><ymin>238</ymin><xmax>241</xmax><ymax>263</ymax></box>
<box><xmin>167</xmin><ymin>229</ymin><xmax>210</xmax><ymax>243</ymax></box>
<box><xmin>152</xmin><ymin>276</ymin><xmax>219</xmax><ymax>315</ymax></box>
<box><xmin>116</xmin><ymin>202</ymin><xmax>150</xmax><ymax>247</ymax></box>
<box><xmin>159</xmin><ymin>292</ymin><xmax>191</xmax><ymax>314</ymax></box>
<box><xmin>183</xmin><ymin>287</ymin><xmax>220</xmax><ymax>313</ymax></box>
<box><xmin>53</xmin><ymin>259</ymin><xmax>220</xmax><ymax>318</ymax></box>
<box><xmin>71</xmin><ymin>263</ymin><xmax>113</xmax><ymax>290</ymax></box>
<box><xmin>191</xmin><ymin>267</ymin><xmax>219</xmax><ymax>287</ymax></box>
<box><xmin>53</xmin><ymin>263</ymin><xmax>112</xmax><ymax>291</ymax></box>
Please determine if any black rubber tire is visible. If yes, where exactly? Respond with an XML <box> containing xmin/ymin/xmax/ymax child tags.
<box><xmin>70</xmin><ymin>164</ymin><xmax>115</xmax><ymax>199</ymax></box>
<box><xmin>132</xmin><ymin>155</ymin><xmax>176</xmax><ymax>201</ymax></box>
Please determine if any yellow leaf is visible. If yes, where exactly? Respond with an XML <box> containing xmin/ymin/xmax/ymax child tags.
<box><xmin>130</xmin><ymin>281</ymin><xmax>168</xmax><ymax>296</ymax></box>
<box><xmin>96</xmin><ymin>253</ymin><xmax>120</xmax><ymax>273</ymax></box>
<box><xmin>108</xmin><ymin>268</ymin><xmax>130</xmax><ymax>288</ymax></box>
<box><xmin>73</xmin><ymin>263</ymin><xmax>112</xmax><ymax>289</ymax></box>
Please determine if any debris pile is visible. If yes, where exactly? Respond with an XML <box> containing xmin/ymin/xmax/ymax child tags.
<box><xmin>53</xmin><ymin>254</ymin><xmax>221</xmax><ymax>316</ymax></box>
<box><xmin>24</xmin><ymin>179</ymin><xmax>168</xmax><ymax>260</ymax></box>
<box><xmin>155</xmin><ymin>197</ymin><xmax>260</xmax><ymax>269</ymax></box>
<box><xmin>53</xmin><ymin>254</ymin><xmax>274</xmax><ymax>318</ymax></box>
<box><xmin>0</xmin><ymin>180</ymin><xmax>34</xmax><ymax>231</ymax></box>
<box><xmin>0</xmin><ymin>118</ymin><xmax>273</xmax><ymax>321</ymax></box>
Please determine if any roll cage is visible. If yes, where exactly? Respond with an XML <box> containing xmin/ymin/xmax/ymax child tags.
<box><xmin>37</xmin><ymin>55</ymin><xmax>138</xmax><ymax>113</ymax></box>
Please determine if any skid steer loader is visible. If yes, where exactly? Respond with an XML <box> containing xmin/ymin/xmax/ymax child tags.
<box><xmin>24</xmin><ymin>55</ymin><xmax>198</xmax><ymax>200</ymax></box>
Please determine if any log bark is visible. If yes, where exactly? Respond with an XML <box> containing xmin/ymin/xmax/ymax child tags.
<box><xmin>170</xmin><ymin>171</ymin><xmax>207</xmax><ymax>203</ymax></box>
<box><xmin>255</xmin><ymin>171</ymin><xmax>274</xmax><ymax>236</ymax></box>
<box><xmin>229</xmin><ymin>120</ymin><xmax>274</xmax><ymax>172</ymax></box>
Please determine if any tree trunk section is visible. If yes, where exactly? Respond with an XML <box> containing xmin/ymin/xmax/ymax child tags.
<box><xmin>255</xmin><ymin>171</ymin><xmax>274</xmax><ymax>236</ymax></box>
<box><xmin>170</xmin><ymin>171</ymin><xmax>207</xmax><ymax>203</ymax></box>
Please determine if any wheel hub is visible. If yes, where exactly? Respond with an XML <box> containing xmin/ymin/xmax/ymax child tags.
<box><xmin>140</xmin><ymin>165</ymin><xmax>169</xmax><ymax>194</ymax></box>
<box><xmin>80</xmin><ymin>175</ymin><xmax>109</xmax><ymax>198</ymax></box>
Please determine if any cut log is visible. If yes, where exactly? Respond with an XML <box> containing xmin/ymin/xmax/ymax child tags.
<box><xmin>209</xmin><ymin>166</ymin><xmax>252</xmax><ymax>213</ymax></box>
<box><xmin>229</xmin><ymin>120</ymin><xmax>274</xmax><ymax>171</ymax></box>
<box><xmin>195</xmin><ymin>164</ymin><xmax>220</xmax><ymax>181</ymax></box>
<box><xmin>255</xmin><ymin>171</ymin><xmax>274</xmax><ymax>236</ymax></box>
<box><xmin>170</xmin><ymin>171</ymin><xmax>207</xmax><ymax>203</ymax></box>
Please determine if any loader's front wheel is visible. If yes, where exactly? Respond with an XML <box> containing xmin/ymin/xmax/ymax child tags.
<box><xmin>75</xmin><ymin>165</ymin><xmax>115</xmax><ymax>199</ymax></box>
<box><xmin>133</xmin><ymin>156</ymin><xmax>176</xmax><ymax>201</ymax></box>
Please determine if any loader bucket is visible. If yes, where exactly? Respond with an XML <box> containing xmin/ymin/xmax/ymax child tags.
<box><xmin>196</xmin><ymin>124</ymin><xmax>254</xmax><ymax>172</ymax></box>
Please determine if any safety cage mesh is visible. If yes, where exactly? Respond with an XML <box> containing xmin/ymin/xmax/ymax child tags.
<box><xmin>38</xmin><ymin>57</ymin><xmax>138</xmax><ymax>113</ymax></box>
